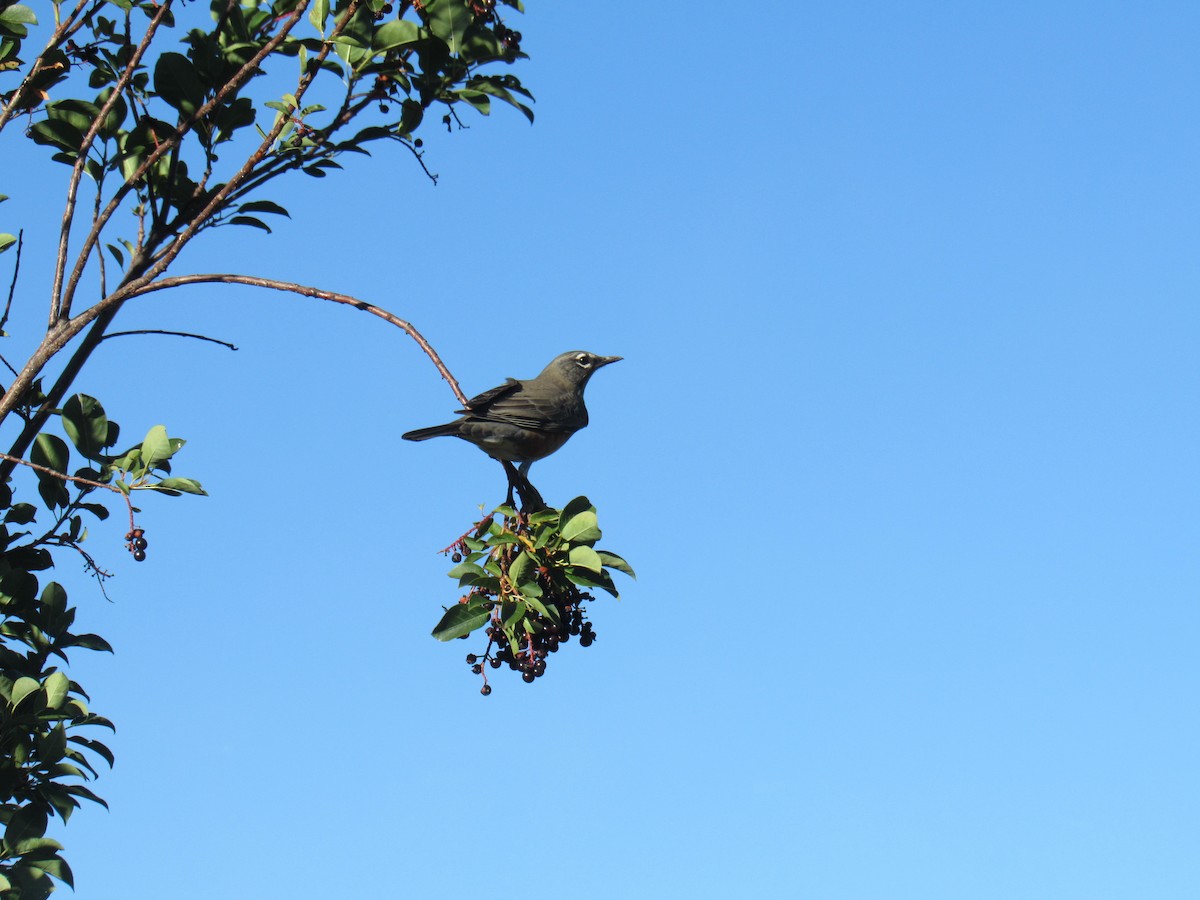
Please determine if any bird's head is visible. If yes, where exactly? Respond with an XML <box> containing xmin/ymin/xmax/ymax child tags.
<box><xmin>543</xmin><ymin>351</ymin><xmax>622</xmax><ymax>387</ymax></box>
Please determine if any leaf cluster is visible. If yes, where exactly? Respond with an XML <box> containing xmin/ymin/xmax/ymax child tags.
<box><xmin>432</xmin><ymin>497</ymin><xmax>634</xmax><ymax>687</ymax></box>
<box><xmin>0</xmin><ymin>391</ymin><xmax>204</xmax><ymax>896</ymax></box>
<box><xmin>0</xmin><ymin>571</ymin><xmax>113</xmax><ymax>899</ymax></box>
<box><xmin>1</xmin><ymin>0</ymin><xmax>535</xmax><ymax>268</ymax></box>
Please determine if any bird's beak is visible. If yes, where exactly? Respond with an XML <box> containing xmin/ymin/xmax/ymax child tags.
<box><xmin>596</xmin><ymin>355</ymin><xmax>622</xmax><ymax>368</ymax></box>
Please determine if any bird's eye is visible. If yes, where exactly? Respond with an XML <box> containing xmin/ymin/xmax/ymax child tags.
<box><xmin>576</xmin><ymin>354</ymin><xmax>592</xmax><ymax>367</ymax></box>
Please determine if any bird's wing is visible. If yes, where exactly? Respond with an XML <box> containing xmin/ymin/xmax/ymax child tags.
<box><xmin>478</xmin><ymin>384</ymin><xmax>581</xmax><ymax>432</ymax></box>
<box><xmin>458</xmin><ymin>378</ymin><xmax>522</xmax><ymax>414</ymax></box>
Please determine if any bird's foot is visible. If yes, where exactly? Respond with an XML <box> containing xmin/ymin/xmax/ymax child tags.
<box><xmin>501</xmin><ymin>461</ymin><xmax>545</xmax><ymax>512</ymax></box>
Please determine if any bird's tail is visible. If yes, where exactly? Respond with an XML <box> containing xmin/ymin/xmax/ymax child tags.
<box><xmin>401</xmin><ymin>422</ymin><xmax>460</xmax><ymax>442</ymax></box>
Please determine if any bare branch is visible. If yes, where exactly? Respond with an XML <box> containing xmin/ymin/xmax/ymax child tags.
<box><xmin>102</xmin><ymin>329</ymin><xmax>238</xmax><ymax>351</ymax></box>
<box><xmin>124</xmin><ymin>274</ymin><xmax>468</xmax><ymax>405</ymax></box>
<box><xmin>1</xmin><ymin>229</ymin><xmax>23</xmax><ymax>336</ymax></box>
<box><xmin>0</xmin><ymin>451</ymin><xmax>134</xmax><ymax>525</ymax></box>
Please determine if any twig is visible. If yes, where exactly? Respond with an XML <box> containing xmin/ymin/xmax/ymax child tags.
<box><xmin>102</xmin><ymin>330</ymin><xmax>238</xmax><ymax>351</ymax></box>
<box><xmin>0</xmin><ymin>452</ymin><xmax>135</xmax><ymax>530</ymax></box>
<box><xmin>0</xmin><ymin>353</ymin><xmax>20</xmax><ymax>380</ymax></box>
<box><xmin>123</xmin><ymin>273</ymin><xmax>469</xmax><ymax>405</ymax></box>
<box><xmin>1</xmin><ymin>229</ymin><xmax>22</xmax><ymax>336</ymax></box>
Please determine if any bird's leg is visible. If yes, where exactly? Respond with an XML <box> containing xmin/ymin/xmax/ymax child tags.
<box><xmin>499</xmin><ymin>460</ymin><xmax>544</xmax><ymax>512</ymax></box>
<box><xmin>515</xmin><ymin>462</ymin><xmax>545</xmax><ymax>512</ymax></box>
<box><xmin>501</xmin><ymin>460</ymin><xmax>519</xmax><ymax>508</ymax></box>
<box><xmin>517</xmin><ymin>476</ymin><xmax>545</xmax><ymax>512</ymax></box>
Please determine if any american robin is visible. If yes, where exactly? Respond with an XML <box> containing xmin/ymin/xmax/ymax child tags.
<box><xmin>402</xmin><ymin>351</ymin><xmax>621</xmax><ymax>478</ymax></box>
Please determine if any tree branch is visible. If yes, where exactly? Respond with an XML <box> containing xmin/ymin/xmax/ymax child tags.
<box><xmin>1</xmin><ymin>229</ymin><xmax>23</xmax><ymax>336</ymax></box>
<box><xmin>56</xmin><ymin>0</ymin><xmax>315</xmax><ymax>321</ymax></box>
<box><xmin>49</xmin><ymin>0</ymin><xmax>175</xmax><ymax>324</ymax></box>
<box><xmin>102</xmin><ymin>329</ymin><xmax>238</xmax><ymax>351</ymax></box>
<box><xmin>124</xmin><ymin>274</ymin><xmax>468</xmax><ymax>405</ymax></box>
<box><xmin>111</xmin><ymin>2</ymin><xmax>357</xmax><ymax>299</ymax></box>
<box><xmin>0</xmin><ymin>451</ymin><xmax>134</xmax><ymax>523</ymax></box>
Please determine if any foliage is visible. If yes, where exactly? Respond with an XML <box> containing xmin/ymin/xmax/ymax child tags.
<box><xmin>0</xmin><ymin>392</ymin><xmax>203</xmax><ymax>898</ymax></box>
<box><xmin>432</xmin><ymin>497</ymin><xmax>634</xmax><ymax>694</ymax></box>
<box><xmin>0</xmin><ymin>0</ymin><xmax>535</xmax><ymax>891</ymax></box>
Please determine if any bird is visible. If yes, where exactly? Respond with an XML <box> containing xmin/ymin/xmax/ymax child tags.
<box><xmin>403</xmin><ymin>351</ymin><xmax>621</xmax><ymax>492</ymax></box>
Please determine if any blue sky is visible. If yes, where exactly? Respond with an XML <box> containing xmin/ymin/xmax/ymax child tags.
<box><xmin>2</xmin><ymin>3</ymin><xmax>1199</xmax><ymax>898</ymax></box>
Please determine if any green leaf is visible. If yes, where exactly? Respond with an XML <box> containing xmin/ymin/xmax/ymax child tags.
<box><xmin>154</xmin><ymin>52</ymin><xmax>206</xmax><ymax>116</ymax></box>
<box><xmin>30</xmin><ymin>119</ymin><xmax>84</xmax><ymax>154</ymax></box>
<box><xmin>11</xmin><ymin>836</ymin><xmax>64</xmax><ymax>856</ymax></box>
<box><xmin>0</xmin><ymin>234</ymin><xmax>15</xmax><ymax>254</ymax></box>
<box><xmin>502</xmin><ymin>598</ymin><xmax>526</xmax><ymax>630</ymax></box>
<box><xmin>65</xmin><ymin>633</ymin><xmax>113</xmax><ymax>653</ymax></box>
<box><xmin>47</xmin><ymin>98</ymin><xmax>100</xmax><ymax>134</ymax></box>
<box><xmin>521</xmin><ymin>592</ymin><xmax>557</xmax><ymax>622</ymax></box>
<box><xmin>67</xmin><ymin>735</ymin><xmax>115</xmax><ymax>768</ymax></box>
<box><xmin>237</xmin><ymin>200</ymin><xmax>289</xmax><ymax>218</ymax></box>
<box><xmin>561</xmin><ymin>509</ymin><xmax>601</xmax><ymax>544</ymax></box>
<box><xmin>508</xmin><ymin>549</ymin><xmax>532</xmax><ymax>584</ymax></box>
<box><xmin>61</xmin><ymin>394</ymin><xmax>110</xmax><ymax>460</ymax></box>
<box><xmin>9</xmin><ymin>675</ymin><xmax>40</xmax><ymax>709</ymax></box>
<box><xmin>0</xmin><ymin>5</ymin><xmax>37</xmax><ymax>28</ymax></box>
<box><xmin>567</xmin><ymin>545</ymin><xmax>603</xmax><ymax>573</ymax></box>
<box><xmin>152</xmin><ymin>477</ymin><xmax>206</xmax><ymax>495</ymax></box>
<box><xmin>558</xmin><ymin>496</ymin><xmax>593</xmax><ymax>528</ymax></box>
<box><xmin>25</xmin><ymin>854</ymin><xmax>73</xmax><ymax>889</ymax></box>
<box><xmin>4</xmin><ymin>805</ymin><xmax>47</xmax><ymax>852</ymax></box>
<box><xmin>566</xmin><ymin>566</ymin><xmax>620</xmax><ymax>598</ymax></box>
<box><xmin>455</xmin><ymin>89</ymin><xmax>490</xmax><ymax>115</ymax></box>
<box><xmin>308</xmin><ymin>0</ymin><xmax>330</xmax><ymax>33</ymax></box>
<box><xmin>447</xmin><ymin>561</ymin><xmax>487</xmax><ymax>580</ymax></box>
<box><xmin>597</xmin><ymin>550</ymin><xmax>636</xmax><ymax>579</ymax></box>
<box><xmin>425</xmin><ymin>0</ymin><xmax>473</xmax><ymax>55</ymax></box>
<box><xmin>431</xmin><ymin>604</ymin><xmax>490</xmax><ymax>641</ymax></box>
<box><xmin>31</xmin><ymin>434</ymin><xmax>70</xmax><ymax>508</ymax></box>
<box><xmin>229</xmin><ymin>215</ymin><xmax>271</xmax><ymax>233</ymax></box>
<box><xmin>42</xmin><ymin>671</ymin><xmax>69</xmax><ymax>709</ymax></box>
<box><xmin>5</xmin><ymin>503</ymin><xmax>36</xmax><ymax>524</ymax></box>
<box><xmin>373</xmin><ymin>19</ymin><xmax>422</xmax><ymax>52</ymax></box>
<box><xmin>140</xmin><ymin>425</ymin><xmax>173</xmax><ymax>470</ymax></box>
<box><xmin>334</xmin><ymin>2</ymin><xmax>374</xmax><ymax>49</ymax></box>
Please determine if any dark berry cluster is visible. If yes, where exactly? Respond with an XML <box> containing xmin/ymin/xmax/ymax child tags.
<box><xmin>494</xmin><ymin>23</ymin><xmax>522</xmax><ymax>54</ymax></box>
<box><xmin>124</xmin><ymin>527</ymin><xmax>148</xmax><ymax>562</ymax></box>
<box><xmin>466</xmin><ymin>590</ymin><xmax>596</xmax><ymax>694</ymax></box>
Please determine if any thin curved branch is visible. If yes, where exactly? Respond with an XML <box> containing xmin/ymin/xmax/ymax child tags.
<box><xmin>102</xmin><ymin>329</ymin><xmax>238</xmax><ymax>351</ymax></box>
<box><xmin>124</xmin><ymin>274</ymin><xmax>468</xmax><ymax>405</ymax></box>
